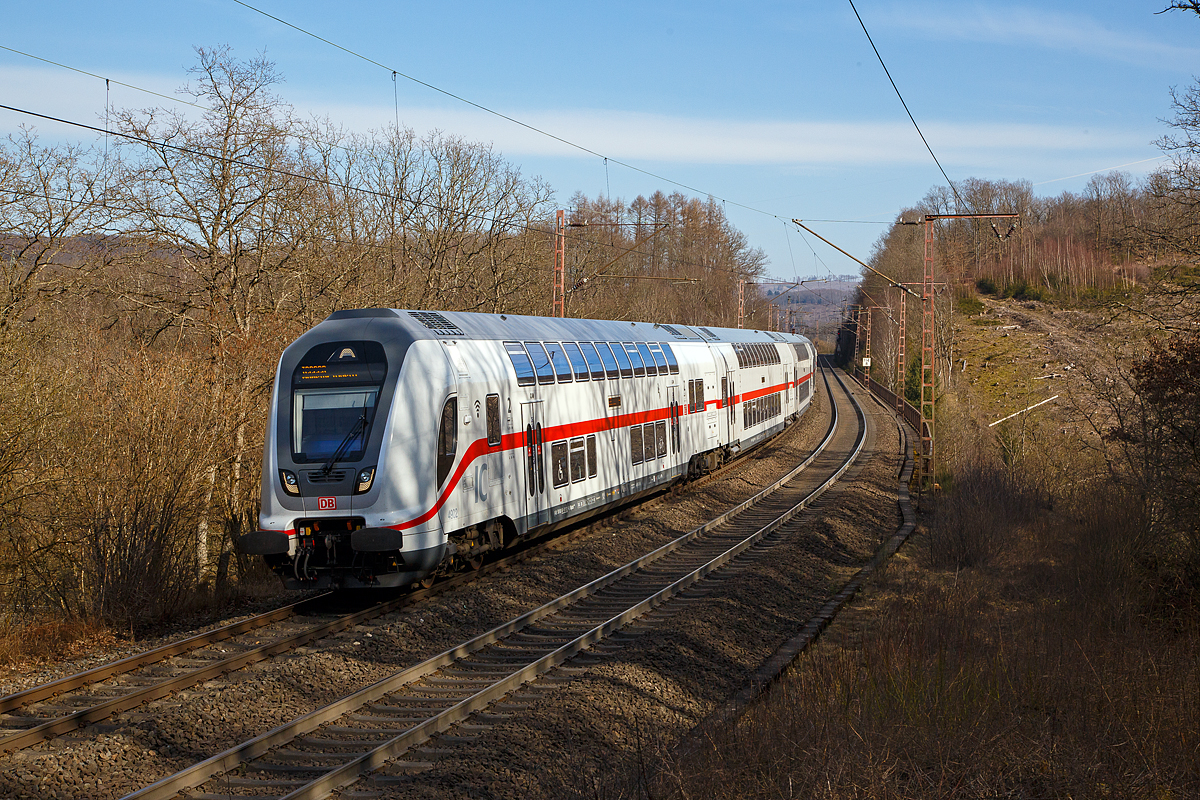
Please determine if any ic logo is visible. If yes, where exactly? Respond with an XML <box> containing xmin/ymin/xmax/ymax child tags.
<box><xmin>318</xmin><ymin>497</ymin><xmax>337</xmax><ymax>511</ymax></box>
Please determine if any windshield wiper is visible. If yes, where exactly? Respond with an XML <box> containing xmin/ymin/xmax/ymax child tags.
<box><xmin>320</xmin><ymin>410</ymin><xmax>368</xmax><ymax>477</ymax></box>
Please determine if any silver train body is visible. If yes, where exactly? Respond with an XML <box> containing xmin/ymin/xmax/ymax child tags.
<box><xmin>239</xmin><ymin>309</ymin><xmax>815</xmax><ymax>589</ymax></box>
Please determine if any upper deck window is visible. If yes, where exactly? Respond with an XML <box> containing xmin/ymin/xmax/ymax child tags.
<box><xmin>544</xmin><ymin>342</ymin><xmax>574</xmax><ymax>383</ymax></box>
<box><xmin>623</xmin><ymin>343</ymin><xmax>646</xmax><ymax>377</ymax></box>
<box><xmin>504</xmin><ymin>341</ymin><xmax>535</xmax><ymax>386</ymax></box>
<box><xmin>647</xmin><ymin>343</ymin><xmax>669</xmax><ymax>374</ymax></box>
<box><xmin>635</xmin><ymin>343</ymin><xmax>658</xmax><ymax>377</ymax></box>
<box><xmin>579</xmin><ymin>342</ymin><xmax>606</xmax><ymax>380</ymax></box>
<box><xmin>609</xmin><ymin>342</ymin><xmax>634</xmax><ymax>378</ymax></box>
<box><xmin>660</xmin><ymin>343</ymin><xmax>680</xmax><ymax>374</ymax></box>
<box><xmin>525</xmin><ymin>342</ymin><xmax>555</xmax><ymax>385</ymax></box>
<box><xmin>563</xmin><ymin>342</ymin><xmax>590</xmax><ymax>380</ymax></box>
<box><xmin>593</xmin><ymin>342</ymin><xmax>620</xmax><ymax>379</ymax></box>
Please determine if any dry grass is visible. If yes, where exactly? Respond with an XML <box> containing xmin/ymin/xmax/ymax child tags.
<box><xmin>570</xmin><ymin>298</ymin><xmax>1200</xmax><ymax>800</ymax></box>
<box><xmin>588</xmin><ymin>475</ymin><xmax>1200</xmax><ymax>800</ymax></box>
<box><xmin>0</xmin><ymin>618</ymin><xmax>119</xmax><ymax>671</ymax></box>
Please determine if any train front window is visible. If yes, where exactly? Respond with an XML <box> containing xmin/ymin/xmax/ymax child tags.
<box><xmin>292</xmin><ymin>388</ymin><xmax>378</xmax><ymax>463</ymax></box>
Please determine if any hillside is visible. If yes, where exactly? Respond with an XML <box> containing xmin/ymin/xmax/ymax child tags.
<box><xmin>605</xmin><ymin>293</ymin><xmax>1200</xmax><ymax>798</ymax></box>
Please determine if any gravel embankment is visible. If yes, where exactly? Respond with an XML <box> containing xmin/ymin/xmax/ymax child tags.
<box><xmin>0</xmin><ymin>379</ymin><xmax>851</xmax><ymax>800</ymax></box>
<box><xmin>359</xmin><ymin>377</ymin><xmax>904</xmax><ymax>799</ymax></box>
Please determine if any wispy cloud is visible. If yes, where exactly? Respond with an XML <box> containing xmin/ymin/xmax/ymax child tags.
<box><xmin>873</xmin><ymin>4</ymin><xmax>1199</xmax><ymax>68</ymax></box>
<box><xmin>313</xmin><ymin>100</ymin><xmax>1152</xmax><ymax>170</ymax></box>
<box><xmin>0</xmin><ymin>65</ymin><xmax>1156</xmax><ymax>178</ymax></box>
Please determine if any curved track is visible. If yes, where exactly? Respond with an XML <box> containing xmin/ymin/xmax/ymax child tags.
<box><xmin>0</xmin><ymin>369</ymin><xmax>830</xmax><ymax>757</ymax></box>
<box><xmin>121</xmin><ymin>365</ymin><xmax>865</xmax><ymax>800</ymax></box>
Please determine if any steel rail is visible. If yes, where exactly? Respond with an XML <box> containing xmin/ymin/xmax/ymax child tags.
<box><xmin>0</xmin><ymin>534</ymin><xmax>595</xmax><ymax>755</ymax></box>
<box><xmin>0</xmin><ymin>382</ymin><xmax>819</xmax><ymax>756</ymax></box>
<box><xmin>295</xmin><ymin>367</ymin><xmax>865</xmax><ymax>800</ymax></box>
<box><xmin>123</xmin><ymin>365</ymin><xmax>855</xmax><ymax>800</ymax></box>
<box><xmin>0</xmin><ymin>596</ymin><xmax>325</xmax><ymax>716</ymax></box>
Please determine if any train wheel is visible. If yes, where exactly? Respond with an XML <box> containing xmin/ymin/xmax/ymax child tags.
<box><xmin>415</xmin><ymin>576</ymin><xmax>435</xmax><ymax>590</ymax></box>
<box><xmin>467</xmin><ymin>555</ymin><xmax>484</xmax><ymax>571</ymax></box>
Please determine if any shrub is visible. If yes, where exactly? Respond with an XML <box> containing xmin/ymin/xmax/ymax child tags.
<box><xmin>957</xmin><ymin>295</ymin><xmax>985</xmax><ymax>316</ymax></box>
<box><xmin>928</xmin><ymin>464</ymin><xmax>1032</xmax><ymax>568</ymax></box>
<box><xmin>975</xmin><ymin>276</ymin><xmax>997</xmax><ymax>294</ymax></box>
<box><xmin>1002</xmin><ymin>279</ymin><xmax>1044</xmax><ymax>302</ymax></box>
<box><xmin>57</xmin><ymin>351</ymin><xmax>221</xmax><ymax>627</ymax></box>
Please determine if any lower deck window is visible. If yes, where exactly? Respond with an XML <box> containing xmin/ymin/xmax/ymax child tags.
<box><xmin>642</xmin><ymin>423</ymin><xmax>656</xmax><ymax>462</ymax></box>
<box><xmin>552</xmin><ymin>441</ymin><xmax>569</xmax><ymax>488</ymax></box>
<box><xmin>630</xmin><ymin>426</ymin><xmax>644</xmax><ymax>465</ymax></box>
<box><xmin>569</xmin><ymin>438</ymin><xmax>587</xmax><ymax>482</ymax></box>
<box><xmin>437</xmin><ymin>397</ymin><xmax>458</xmax><ymax>487</ymax></box>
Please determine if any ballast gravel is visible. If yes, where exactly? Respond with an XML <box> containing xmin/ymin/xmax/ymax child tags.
<box><xmin>0</xmin><ymin>376</ymin><xmax>904</xmax><ymax>800</ymax></box>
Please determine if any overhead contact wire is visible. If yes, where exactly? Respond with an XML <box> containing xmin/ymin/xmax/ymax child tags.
<box><xmin>0</xmin><ymin>104</ymin><xmax>757</xmax><ymax>280</ymax></box>
<box><xmin>3</xmin><ymin>34</ymin><xmax>829</xmax><ymax>279</ymax></box>
<box><xmin>845</xmin><ymin>0</ymin><xmax>968</xmax><ymax>212</ymax></box>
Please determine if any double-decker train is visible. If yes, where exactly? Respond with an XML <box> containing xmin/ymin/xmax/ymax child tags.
<box><xmin>238</xmin><ymin>309</ymin><xmax>815</xmax><ymax>589</ymax></box>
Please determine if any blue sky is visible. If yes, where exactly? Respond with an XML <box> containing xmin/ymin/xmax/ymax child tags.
<box><xmin>1</xmin><ymin>1</ymin><xmax>1195</xmax><ymax>280</ymax></box>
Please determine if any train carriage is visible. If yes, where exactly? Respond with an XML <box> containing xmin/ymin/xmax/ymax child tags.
<box><xmin>239</xmin><ymin>309</ymin><xmax>815</xmax><ymax>589</ymax></box>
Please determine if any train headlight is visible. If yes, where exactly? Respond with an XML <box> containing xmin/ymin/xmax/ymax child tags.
<box><xmin>280</xmin><ymin>469</ymin><xmax>300</xmax><ymax>496</ymax></box>
<box><xmin>354</xmin><ymin>466</ymin><xmax>376</xmax><ymax>495</ymax></box>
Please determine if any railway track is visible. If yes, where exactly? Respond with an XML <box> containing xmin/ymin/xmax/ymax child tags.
<box><xmin>120</xmin><ymin>364</ymin><xmax>864</xmax><ymax>800</ymax></box>
<box><xmin>0</xmin><ymin>367</ymin><xmax>832</xmax><ymax>760</ymax></box>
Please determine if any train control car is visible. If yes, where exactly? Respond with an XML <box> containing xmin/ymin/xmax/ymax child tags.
<box><xmin>238</xmin><ymin>309</ymin><xmax>816</xmax><ymax>589</ymax></box>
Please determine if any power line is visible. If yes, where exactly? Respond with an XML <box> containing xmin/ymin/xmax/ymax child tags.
<box><xmin>0</xmin><ymin>102</ymin><xmax>546</xmax><ymax>232</ymax></box>
<box><xmin>846</xmin><ymin>0</ymin><xmax>968</xmax><ymax>211</ymax></box>
<box><xmin>799</xmin><ymin>218</ymin><xmax>889</xmax><ymax>224</ymax></box>
<box><xmin>0</xmin><ymin>105</ymin><xmax>760</xmax><ymax>281</ymax></box>
<box><xmin>4</xmin><ymin>34</ymin><xmax>804</xmax><ymax>276</ymax></box>
<box><xmin>0</xmin><ymin>44</ymin><xmax>208</xmax><ymax>112</ymax></box>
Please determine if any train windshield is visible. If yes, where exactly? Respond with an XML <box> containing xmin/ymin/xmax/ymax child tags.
<box><xmin>293</xmin><ymin>387</ymin><xmax>378</xmax><ymax>462</ymax></box>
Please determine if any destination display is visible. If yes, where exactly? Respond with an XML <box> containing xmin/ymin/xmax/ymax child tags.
<box><xmin>291</xmin><ymin>341</ymin><xmax>388</xmax><ymax>386</ymax></box>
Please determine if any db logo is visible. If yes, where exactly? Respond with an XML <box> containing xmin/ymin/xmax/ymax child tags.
<box><xmin>318</xmin><ymin>497</ymin><xmax>337</xmax><ymax>511</ymax></box>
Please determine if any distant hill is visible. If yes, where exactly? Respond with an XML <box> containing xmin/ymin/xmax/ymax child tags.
<box><xmin>758</xmin><ymin>276</ymin><xmax>857</xmax><ymax>314</ymax></box>
<box><xmin>754</xmin><ymin>275</ymin><xmax>857</xmax><ymax>347</ymax></box>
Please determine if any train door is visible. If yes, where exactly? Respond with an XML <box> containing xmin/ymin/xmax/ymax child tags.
<box><xmin>443</xmin><ymin>342</ymin><xmax>473</xmax><ymax>525</ymax></box>
<box><xmin>482</xmin><ymin>394</ymin><xmax>508</xmax><ymax>511</ymax></box>
<box><xmin>667</xmin><ymin>384</ymin><xmax>680</xmax><ymax>459</ymax></box>
<box><xmin>705</xmin><ymin>371</ymin><xmax>719</xmax><ymax>441</ymax></box>
<box><xmin>520</xmin><ymin>400</ymin><xmax>547</xmax><ymax>529</ymax></box>
<box><xmin>434</xmin><ymin>393</ymin><xmax>462</xmax><ymax>532</ymax></box>
<box><xmin>726</xmin><ymin>372</ymin><xmax>737</xmax><ymax>433</ymax></box>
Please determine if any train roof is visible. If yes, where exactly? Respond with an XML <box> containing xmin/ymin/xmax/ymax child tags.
<box><xmin>323</xmin><ymin>308</ymin><xmax>811</xmax><ymax>347</ymax></box>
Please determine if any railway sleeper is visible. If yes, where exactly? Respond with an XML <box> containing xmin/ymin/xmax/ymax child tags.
<box><xmin>323</xmin><ymin>725</ymin><xmax>416</xmax><ymax>736</ymax></box>
<box><xmin>421</xmin><ymin>676</ymin><xmax>498</xmax><ymax>688</ymax></box>
<box><xmin>268</xmin><ymin>748</ymin><xmax>368</xmax><ymax>762</ymax></box>
<box><xmin>367</xmin><ymin>761</ymin><xmax>436</xmax><ymax>776</ymax></box>
<box><xmin>296</xmin><ymin>735</ymin><xmax>391</xmax><ymax>749</ymax></box>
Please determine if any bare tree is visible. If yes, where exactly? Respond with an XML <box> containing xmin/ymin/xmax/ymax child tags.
<box><xmin>0</xmin><ymin>130</ymin><xmax>107</xmax><ymax>331</ymax></box>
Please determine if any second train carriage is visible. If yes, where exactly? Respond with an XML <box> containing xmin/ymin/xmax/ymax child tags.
<box><xmin>239</xmin><ymin>309</ymin><xmax>816</xmax><ymax>589</ymax></box>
